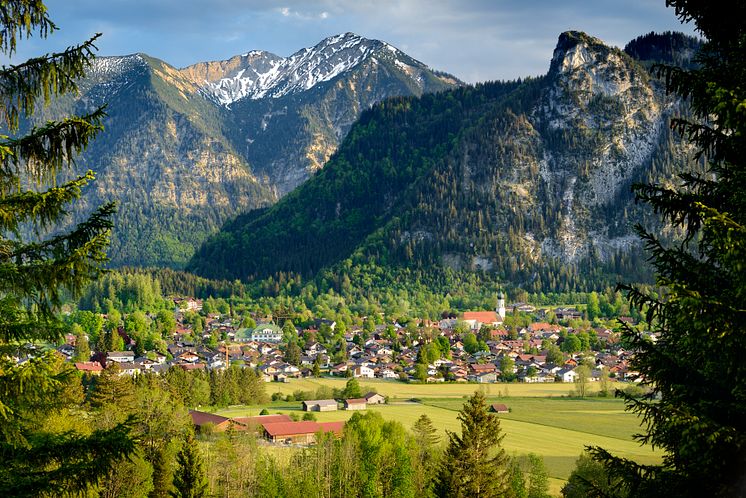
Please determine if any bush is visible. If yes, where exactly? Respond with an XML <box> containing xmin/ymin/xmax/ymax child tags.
<box><xmin>302</xmin><ymin>412</ymin><xmax>317</xmax><ymax>421</ymax></box>
<box><xmin>259</xmin><ymin>408</ymin><xmax>270</xmax><ymax>415</ymax></box>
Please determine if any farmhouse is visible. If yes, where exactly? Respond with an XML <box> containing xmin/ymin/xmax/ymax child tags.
<box><xmin>262</xmin><ymin>420</ymin><xmax>345</xmax><ymax>444</ymax></box>
<box><xmin>364</xmin><ymin>392</ymin><xmax>385</xmax><ymax>404</ymax></box>
<box><xmin>302</xmin><ymin>399</ymin><xmax>338</xmax><ymax>412</ymax></box>
<box><xmin>343</xmin><ymin>398</ymin><xmax>367</xmax><ymax>410</ymax></box>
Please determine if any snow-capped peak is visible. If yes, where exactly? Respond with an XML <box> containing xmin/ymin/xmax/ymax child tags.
<box><xmin>196</xmin><ymin>33</ymin><xmax>413</xmax><ymax>106</ymax></box>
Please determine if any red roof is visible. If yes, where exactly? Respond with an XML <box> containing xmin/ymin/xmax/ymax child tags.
<box><xmin>74</xmin><ymin>361</ymin><xmax>102</xmax><ymax>372</ymax></box>
<box><xmin>344</xmin><ymin>398</ymin><xmax>367</xmax><ymax>405</ymax></box>
<box><xmin>463</xmin><ymin>311</ymin><xmax>499</xmax><ymax>323</ymax></box>
<box><xmin>318</xmin><ymin>421</ymin><xmax>345</xmax><ymax>435</ymax></box>
<box><xmin>233</xmin><ymin>414</ymin><xmax>292</xmax><ymax>426</ymax></box>
<box><xmin>262</xmin><ymin>420</ymin><xmax>346</xmax><ymax>437</ymax></box>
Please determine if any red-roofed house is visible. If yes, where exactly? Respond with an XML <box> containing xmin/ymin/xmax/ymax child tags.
<box><xmin>74</xmin><ymin>361</ymin><xmax>103</xmax><ymax>375</ymax></box>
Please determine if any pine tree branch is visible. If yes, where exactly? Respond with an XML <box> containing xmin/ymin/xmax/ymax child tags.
<box><xmin>0</xmin><ymin>33</ymin><xmax>100</xmax><ymax>130</ymax></box>
<box><xmin>0</xmin><ymin>108</ymin><xmax>105</xmax><ymax>184</ymax></box>
<box><xmin>0</xmin><ymin>170</ymin><xmax>97</xmax><ymax>232</ymax></box>
<box><xmin>0</xmin><ymin>1</ymin><xmax>56</xmax><ymax>56</ymax></box>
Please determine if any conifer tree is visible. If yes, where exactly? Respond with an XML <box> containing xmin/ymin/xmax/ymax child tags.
<box><xmin>0</xmin><ymin>2</ymin><xmax>133</xmax><ymax>495</ymax></box>
<box><xmin>434</xmin><ymin>391</ymin><xmax>509</xmax><ymax>498</ymax></box>
<box><xmin>171</xmin><ymin>432</ymin><xmax>208</xmax><ymax>498</ymax></box>
<box><xmin>589</xmin><ymin>1</ymin><xmax>746</xmax><ymax>496</ymax></box>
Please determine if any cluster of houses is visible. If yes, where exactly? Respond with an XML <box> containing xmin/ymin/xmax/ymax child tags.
<box><xmin>54</xmin><ymin>294</ymin><xmax>638</xmax><ymax>386</ymax></box>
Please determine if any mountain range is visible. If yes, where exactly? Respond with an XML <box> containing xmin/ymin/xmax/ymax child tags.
<box><xmin>187</xmin><ymin>31</ymin><xmax>702</xmax><ymax>293</ymax></box>
<box><xmin>36</xmin><ymin>33</ymin><xmax>459</xmax><ymax>268</ymax></box>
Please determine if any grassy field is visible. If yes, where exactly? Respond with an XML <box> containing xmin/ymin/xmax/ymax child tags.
<box><xmin>264</xmin><ymin>376</ymin><xmax>602</xmax><ymax>398</ymax></box>
<box><xmin>216</xmin><ymin>395</ymin><xmax>658</xmax><ymax>488</ymax></box>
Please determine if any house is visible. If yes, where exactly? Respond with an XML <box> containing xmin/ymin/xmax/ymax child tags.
<box><xmin>490</xmin><ymin>403</ymin><xmax>510</xmax><ymax>413</ymax></box>
<box><xmin>343</xmin><ymin>398</ymin><xmax>367</xmax><ymax>410</ymax></box>
<box><xmin>74</xmin><ymin>361</ymin><xmax>103</xmax><ymax>375</ymax></box>
<box><xmin>302</xmin><ymin>399</ymin><xmax>338</xmax><ymax>412</ymax></box>
<box><xmin>475</xmin><ymin>372</ymin><xmax>498</xmax><ymax>383</ymax></box>
<box><xmin>364</xmin><ymin>392</ymin><xmax>386</xmax><ymax>405</ymax></box>
<box><xmin>262</xmin><ymin>420</ymin><xmax>345</xmax><ymax>444</ymax></box>
<box><xmin>251</xmin><ymin>323</ymin><xmax>283</xmax><ymax>343</ymax></box>
<box><xmin>106</xmin><ymin>351</ymin><xmax>135</xmax><ymax>363</ymax></box>
<box><xmin>353</xmin><ymin>365</ymin><xmax>375</xmax><ymax>378</ymax></box>
<box><xmin>557</xmin><ymin>367</ymin><xmax>578</xmax><ymax>383</ymax></box>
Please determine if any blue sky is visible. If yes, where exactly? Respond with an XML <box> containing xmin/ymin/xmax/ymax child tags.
<box><xmin>18</xmin><ymin>0</ymin><xmax>696</xmax><ymax>83</ymax></box>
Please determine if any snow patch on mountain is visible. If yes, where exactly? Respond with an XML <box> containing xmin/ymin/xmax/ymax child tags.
<box><xmin>199</xmin><ymin>33</ymin><xmax>423</xmax><ymax>106</ymax></box>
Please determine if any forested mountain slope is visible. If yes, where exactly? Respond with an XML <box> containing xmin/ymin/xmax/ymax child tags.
<box><xmin>189</xmin><ymin>31</ymin><xmax>701</xmax><ymax>292</ymax></box>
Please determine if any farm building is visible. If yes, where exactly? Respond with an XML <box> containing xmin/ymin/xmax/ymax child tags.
<box><xmin>302</xmin><ymin>399</ymin><xmax>338</xmax><ymax>412</ymax></box>
<box><xmin>490</xmin><ymin>404</ymin><xmax>510</xmax><ymax>413</ymax></box>
<box><xmin>343</xmin><ymin>398</ymin><xmax>367</xmax><ymax>410</ymax></box>
<box><xmin>189</xmin><ymin>410</ymin><xmax>246</xmax><ymax>432</ymax></box>
<box><xmin>232</xmin><ymin>414</ymin><xmax>292</xmax><ymax>431</ymax></box>
<box><xmin>364</xmin><ymin>392</ymin><xmax>385</xmax><ymax>404</ymax></box>
<box><xmin>262</xmin><ymin>420</ymin><xmax>345</xmax><ymax>444</ymax></box>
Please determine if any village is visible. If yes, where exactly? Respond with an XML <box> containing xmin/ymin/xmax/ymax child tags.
<box><xmin>43</xmin><ymin>291</ymin><xmax>647</xmax><ymax>445</ymax></box>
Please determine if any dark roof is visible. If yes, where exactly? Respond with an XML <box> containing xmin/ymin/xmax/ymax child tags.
<box><xmin>344</xmin><ymin>398</ymin><xmax>367</xmax><ymax>405</ymax></box>
<box><xmin>364</xmin><ymin>392</ymin><xmax>383</xmax><ymax>400</ymax></box>
<box><xmin>491</xmin><ymin>403</ymin><xmax>510</xmax><ymax>413</ymax></box>
<box><xmin>302</xmin><ymin>399</ymin><xmax>337</xmax><ymax>407</ymax></box>
<box><xmin>189</xmin><ymin>410</ymin><xmax>229</xmax><ymax>426</ymax></box>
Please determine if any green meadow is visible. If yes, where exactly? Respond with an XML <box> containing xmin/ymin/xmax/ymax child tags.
<box><xmin>216</xmin><ymin>378</ymin><xmax>658</xmax><ymax>495</ymax></box>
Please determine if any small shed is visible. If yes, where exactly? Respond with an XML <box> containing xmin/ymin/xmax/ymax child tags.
<box><xmin>343</xmin><ymin>398</ymin><xmax>367</xmax><ymax>411</ymax></box>
<box><xmin>490</xmin><ymin>403</ymin><xmax>510</xmax><ymax>414</ymax></box>
<box><xmin>189</xmin><ymin>410</ymin><xmax>246</xmax><ymax>432</ymax></box>
<box><xmin>302</xmin><ymin>399</ymin><xmax>338</xmax><ymax>412</ymax></box>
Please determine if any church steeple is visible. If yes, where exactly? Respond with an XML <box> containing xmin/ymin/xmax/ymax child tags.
<box><xmin>497</xmin><ymin>291</ymin><xmax>506</xmax><ymax>321</ymax></box>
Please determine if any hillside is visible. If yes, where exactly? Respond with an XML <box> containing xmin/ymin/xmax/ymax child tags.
<box><xmin>33</xmin><ymin>34</ymin><xmax>458</xmax><ymax>268</ymax></box>
<box><xmin>189</xmin><ymin>31</ymin><xmax>700</xmax><ymax>292</ymax></box>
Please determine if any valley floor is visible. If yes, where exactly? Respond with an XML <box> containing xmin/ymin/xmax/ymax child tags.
<box><xmin>215</xmin><ymin>378</ymin><xmax>659</xmax><ymax>495</ymax></box>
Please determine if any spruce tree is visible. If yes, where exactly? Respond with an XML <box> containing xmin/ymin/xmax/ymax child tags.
<box><xmin>171</xmin><ymin>432</ymin><xmax>208</xmax><ymax>498</ymax></box>
<box><xmin>434</xmin><ymin>390</ymin><xmax>509</xmax><ymax>498</ymax></box>
<box><xmin>0</xmin><ymin>1</ymin><xmax>134</xmax><ymax>495</ymax></box>
<box><xmin>589</xmin><ymin>1</ymin><xmax>746</xmax><ymax>496</ymax></box>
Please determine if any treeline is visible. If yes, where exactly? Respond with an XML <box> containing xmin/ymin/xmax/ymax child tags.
<box><xmin>76</xmin><ymin>267</ymin><xmax>646</xmax><ymax>327</ymax></box>
<box><xmin>161</xmin><ymin>365</ymin><xmax>268</xmax><ymax>408</ymax></box>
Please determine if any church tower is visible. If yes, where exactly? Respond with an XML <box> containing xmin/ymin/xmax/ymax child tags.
<box><xmin>497</xmin><ymin>291</ymin><xmax>506</xmax><ymax>321</ymax></box>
